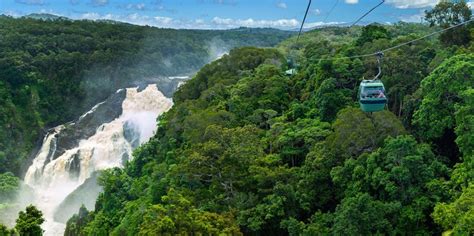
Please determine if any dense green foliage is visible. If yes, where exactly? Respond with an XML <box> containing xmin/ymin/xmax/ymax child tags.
<box><xmin>0</xmin><ymin>173</ymin><xmax>19</xmax><ymax>202</ymax></box>
<box><xmin>0</xmin><ymin>173</ymin><xmax>21</xmax><ymax>229</ymax></box>
<box><xmin>0</xmin><ymin>205</ymin><xmax>44</xmax><ymax>236</ymax></box>
<box><xmin>64</xmin><ymin>206</ymin><xmax>91</xmax><ymax>236</ymax></box>
<box><xmin>425</xmin><ymin>0</ymin><xmax>472</xmax><ymax>46</ymax></box>
<box><xmin>0</xmin><ymin>17</ymin><xmax>292</xmax><ymax>175</ymax></box>
<box><xmin>0</xmin><ymin>1</ymin><xmax>470</xmax><ymax>234</ymax></box>
<box><xmin>15</xmin><ymin>205</ymin><xmax>44</xmax><ymax>236</ymax></box>
<box><xmin>0</xmin><ymin>224</ymin><xmax>15</xmax><ymax>236</ymax></box>
<box><xmin>414</xmin><ymin>54</ymin><xmax>473</xmax><ymax>140</ymax></box>
<box><xmin>433</xmin><ymin>183</ymin><xmax>474</xmax><ymax>235</ymax></box>
<box><xmin>66</xmin><ymin>9</ymin><xmax>474</xmax><ymax>234</ymax></box>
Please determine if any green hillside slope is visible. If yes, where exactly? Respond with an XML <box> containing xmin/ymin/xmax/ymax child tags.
<box><xmin>64</xmin><ymin>20</ymin><xmax>474</xmax><ymax>235</ymax></box>
<box><xmin>0</xmin><ymin>16</ymin><xmax>293</xmax><ymax>175</ymax></box>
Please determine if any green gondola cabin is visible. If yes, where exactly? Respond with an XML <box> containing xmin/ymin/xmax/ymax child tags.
<box><xmin>285</xmin><ymin>68</ymin><xmax>297</xmax><ymax>76</ymax></box>
<box><xmin>285</xmin><ymin>58</ymin><xmax>297</xmax><ymax>76</ymax></box>
<box><xmin>358</xmin><ymin>79</ymin><xmax>387</xmax><ymax>112</ymax></box>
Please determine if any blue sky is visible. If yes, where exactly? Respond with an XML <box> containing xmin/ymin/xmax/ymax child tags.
<box><xmin>1</xmin><ymin>0</ymin><xmax>473</xmax><ymax>29</ymax></box>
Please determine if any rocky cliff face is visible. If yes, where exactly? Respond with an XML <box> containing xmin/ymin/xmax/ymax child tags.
<box><xmin>53</xmin><ymin>172</ymin><xmax>102</xmax><ymax>223</ymax></box>
<box><xmin>53</xmin><ymin>89</ymin><xmax>126</xmax><ymax>162</ymax></box>
<box><xmin>22</xmin><ymin>83</ymin><xmax>175</xmax><ymax>236</ymax></box>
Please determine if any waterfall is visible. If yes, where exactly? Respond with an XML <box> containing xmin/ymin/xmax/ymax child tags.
<box><xmin>22</xmin><ymin>84</ymin><xmax>173</xmax><ymax>235</ymax></box>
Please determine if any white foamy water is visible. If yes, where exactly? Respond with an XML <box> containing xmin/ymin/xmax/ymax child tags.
<box><xmin>23</xmin><ymin>84</ymin><xmax>173</xmax><ymax>235</ymax></box>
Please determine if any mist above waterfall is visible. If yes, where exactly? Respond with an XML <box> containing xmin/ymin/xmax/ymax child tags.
<box><xmin>78</xmin><ymin>35</ymin><xmax>228</xmax><ymax>114</ymax></box>
<box><xmin>207</xmin><ymin>37</ymin><xmax>230</xmax><ymax>61</ymax></box>
<box><xmin>0</xmin><ymin>183</ymin><xmax>35</xmax><ymax>228</ymax></box>
<box><xmin>10</xmin><ymin>84</ymin><xmax>173</xmax><ymax>236</ymax></box>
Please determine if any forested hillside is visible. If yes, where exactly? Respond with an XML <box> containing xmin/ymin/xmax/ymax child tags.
<box><xmin>0</xmin><ymin>16</ymin><xmax>292</xmax><ymax>175</ymax></box>
<box><xmin>62</xmin><ymin>2</ymin><xmax>473</xmax><ymax>235</ymax></box>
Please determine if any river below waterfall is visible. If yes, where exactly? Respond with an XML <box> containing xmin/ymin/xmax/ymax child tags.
<box><xmin>21</xmin><ymin>84</ymin><xmax>174</xmax><ymax>235</ymax></box>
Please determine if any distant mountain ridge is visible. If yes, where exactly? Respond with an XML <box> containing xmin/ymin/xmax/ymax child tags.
<box><xmin>14</xmin><ymin>13</ymin><xmax>299</xmax><ymax>31</ymax></box>
<box><xmin>23</xmin><ymin>13</ymin><xmax>70</xmax><ymax>21</ymax></box>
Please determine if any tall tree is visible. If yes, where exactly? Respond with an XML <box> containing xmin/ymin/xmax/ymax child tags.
<box><xmin>433</xmin><ymin>184</ymin><xmax>474</xmax><ymax>234</ymax></box>
<box><xmin>413</xmin><ymin>54</ymin><xmax>473</xmax><ymax>162</ymax></box>
<box><xmin>329</xmin><ymin>135</ymin><xmax>449</xmax><ymax>235</ymax></box>
<box><xmin>425</xmin><ymin>0</ymin><xmax>472</xmax><ymax>46</ymax></box>
<box><xmin>138</xmin><ymin>189</ymin><xmax>241</xmax><ymax>235</ymax></box>
<box><xmin>15</xmin><ymin>205</ymin><xmax>44</xmax><ymax>236</ymax></box>
<box><xmin>0</xmin><ymin>224</ymin><xmax>14</xmax><ymax>236</ymax></box>
<box><xmin>356</xmin><ymin>24</ymin><xmax>390</xmax><ymax>46</ymax></box>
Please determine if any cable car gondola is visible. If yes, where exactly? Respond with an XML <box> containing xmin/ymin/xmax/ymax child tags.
<box><xmin>285</xmin><ymin>58</ymin><xmax>297</xmax><ymax>76</ymax></box>
<box><xmin>359</xmin><ymin>79</ymin><xmax>387</xmax><ymax>112</ymax></box>
<box><xmin>358</xmin><ymin>52</ymin><xmax>387</xmax><ymax>112</ymax></box>
<box><xmin>285</xmin><ymin>0</ymin><xmax>311</xmax><ymax>77</ymax></box>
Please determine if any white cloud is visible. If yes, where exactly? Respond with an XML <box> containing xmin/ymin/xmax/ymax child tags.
<box><xmin>126</xmin><ymin>3</ymin><xmax>146</xmax><ymax>10</ymax></box>
<box><xmin>154</xmin><ymin>16</ymin><xmax>173</xmax><ymax>25</ymax></box>
<box><xmin>77</xmin><ymin>12</ymin><xmax>188</xmax><ymax>28</ymax></box>
<box><xmin>74</xmin><ymin>12</ymin><xmax>338</xmax><ymax>30</ymax></box>
<box><xmin>1</xmin><ymin>10</ymin><xmax>21</xmax><ymax>17</ymax></box>
<box><xmin>80</xmin><ymin>12</ymin><xmax>129</xmax><ymax>22</ymax></box>
<box><xmin>212</xmin><ymin>17</ymin><xmax>233</xmax><ymax>25</ymax></box>
<box><xmin>80</xmin><ymin>12</ymin><xmax>101</xmax><ymax>20</ymax></box>
<box><xmin>201</xmin><ymin>0</ymin><xmax>238</xmax><ymax>6</ymax></box>
<box><xmin>91</xmin><ymin>0</ymin><xmax>108</xmax><ymax>6</ymax></box>
<box><xmin>385</xmin><ymin>0</ymin><xmax>439</xmax><ymax>9</ymax></box>
<box><xmin>15</xmin><ymin>0</ymin><xmax>45</xmax><ymax>5</ymax></box>
<box><xmin>399</xmin><ymin>11</ymin><xmax>425</xmax><ymax>22</ymax></box>
<box><xmin>345</xmin><ymin>0</ymin><xmax>359</xmax><ymax>4</ymax></box>
<box><xmin>39</xmin><ymin>8</ymin><xmax>62</xmax><ymax>15</ymax></box>
<box><xmin>211</xmin><ymin>17</ymin><xmax>299</xmax><ymax>28</ymax></box>
<box><xmin>219</xmin><ymin>0</ymin><xmax>237</xmax><ymax>4</ymax></box>
<box><xmin>276</xmin><ymin>2</ymin><xmax>287</xmax><ymax>9</ymax></box>
<box><xmin>304</xmin><ymin>21</ymin><xmax>345</xmax><ymax>28</ymax></box>
<box><xmin>311</xmin><ymin>9</ymin><xmax>321</xmax><ymax>16</ymax></box>
<box><xmin>467</xmin><ymin>1</ymin><xmax>473</xmax><ymax>9</ymax></box>
<box><xmin>343</xmin><ymin>0</ymin><xmax>440</xmax><ymax>9</ymax></box>
<box><xmin>127</xmin><ymin>13</ymin><xmax>141</xmax><ymax>21</ymax></box>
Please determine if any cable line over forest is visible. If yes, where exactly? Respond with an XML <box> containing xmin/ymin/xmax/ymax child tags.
<box><xmin>291</xmin><ymin>0</ymin><xmax>472</xmax><ymax>62</ymax></box>
<box><xmin>297</xmin><ymin>0</ymin><xmax>312</xmax><ymax>42</ymax></box>
<box><xmin>285</xmin><ymin>0</ymin><xmax>472</xmax><ymax>112</ymax></box>
<box><xmin>312</xmin><ymin>18</ymin><xmax>474</xmax><ymax>61</ymax></box>
<box><xmin>286</xmin><ymin>0</ymin><xmax>312</xmax><ymax>76</ymax></box>
<box><xmin>324</xmin><ymin>0</ymin><xmax>339</xmax><ymax>22</ymax></box>
<box><xmin>350</xmin><ymin>0</ymin><xmax>385</xmax><ymax>27</ymax></box>
<box><xmin>289</xmin><ymin>0</ymin><xmax>472</xmax><ymax>113</ymax></box>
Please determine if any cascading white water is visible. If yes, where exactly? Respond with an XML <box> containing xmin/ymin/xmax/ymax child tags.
<box><xmin>23</xmin><ymin>84</ymin><xmax>173</xmax><ymax>235</ymax></box>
